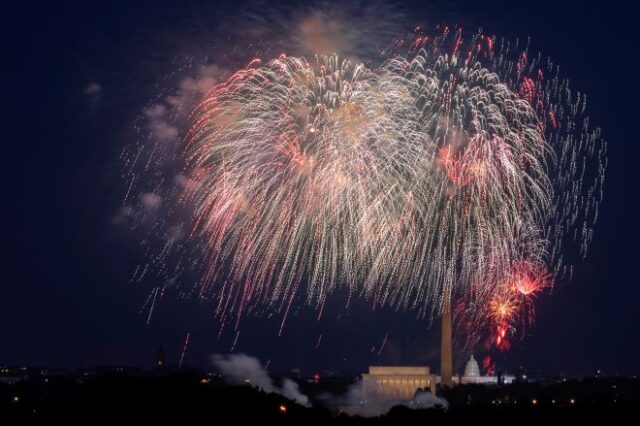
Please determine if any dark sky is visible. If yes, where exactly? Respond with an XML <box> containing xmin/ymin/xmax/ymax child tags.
<box><xmin>4</xmin><ymin>0</ymin><xmax>639</xmax><ymax>377</ymax></box>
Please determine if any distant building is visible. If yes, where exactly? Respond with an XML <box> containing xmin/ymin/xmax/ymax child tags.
<box><xmin>362</xmin><ymin>366</ymin><xmax>437</xmax><ymax>401</ymax></box>
<box><xmin>435</xmin><ymin>355</ymin><xmax>515</xmax><ymax>385</ymax></box>
<box><xmin>290</xmin><ymin>368</ymin><xmax>302</xmax><ymax>379</ymax></box>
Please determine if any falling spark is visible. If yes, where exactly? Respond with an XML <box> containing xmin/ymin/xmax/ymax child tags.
<box><xmin>315</xmin><ymin>334</ymin><xmax>323</xmax><ymax>349</ymax></box>
<box><xmin>377</xmin><ymin>331</ymin><xmax>389</xmax><ymax>356</ymax></box>
<box><xmin>179</xmin><ymin>332</ymin><xmax>191</xmax><ymax>367</ymax></box>
<box><xmin>230</xmin><ymin>329</ymin><xmax>240</xmax><ymax>352</ymax></box>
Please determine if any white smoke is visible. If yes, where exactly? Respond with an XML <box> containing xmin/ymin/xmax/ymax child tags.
<box><xmin>212</xmin><ymin>354</ymin><xmax>446</xmax><ymax>418</ymax></box>
<box><xmin>83</xmin><ymin>82</ymin><xmax>101</xmax><ymax>109</ymax></box>
<box><xmin>84</xmin><ymin>82</ymin><xmax>101</xmax><ymax>95</ymax></box>
<box><xmin>143</xmin><ymin>104</ymin><xmax>178</xmax><ymax>143</ymax></box>
<box><xmin>141</xmin><ymin>192</ymin><xmax>162</xmax><ymax>209</ymax></box>
<box><xmin>321</xmin><ymin>380</ymin><xmax>448</xmax><ymax>418</ymax></box>
<box><xmin>211</xmin><ymin>353</ymin><xmax>310</xmax><ymax>407</ymax></box>
<box><xmin>411</xmin><ymin>390</ymin><xmax>448</xmax><ymax>408</ymax></box>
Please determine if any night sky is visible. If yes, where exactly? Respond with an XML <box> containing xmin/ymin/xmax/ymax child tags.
<box><xmin>4</xmin><ymin>0</ymin><xmax>639</xmax><ymax>377</ymax></box>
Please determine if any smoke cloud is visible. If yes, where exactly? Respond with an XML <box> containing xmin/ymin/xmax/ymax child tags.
<box><xmin>211</xmin><ymin>353</ymin><xmax>310</xmax><ymax>406</ymax></box>
<box><xmin>321</xmin><ymin>380</ymin><xmax>447</xmax><ymax>418</ymax></box>
<box><xmin>212</xmin><ymin>353</ymin><xmax>447</xmax><ymax>417</ymax></box>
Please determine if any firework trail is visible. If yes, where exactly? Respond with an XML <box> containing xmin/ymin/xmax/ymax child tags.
<box><xmin>378</xmin><ymin>331</ymin><xmax>389</xmax><ymax>356</ymax></box>
<box><xmin>230</xmin><ymin>330</ymin><xmax>241</xmax><ymax>352</ymax></box>
<box><xmin>179</xmin><ymin>331</ymin><xmax>191</xmax><ymax>367</ymax></box>
<box><xmin>122</xmin><ymin>21</ymin><xmax>606</xmax><ymax>353</ymax></box>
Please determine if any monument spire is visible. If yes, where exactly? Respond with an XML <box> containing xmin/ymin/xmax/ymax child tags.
<box><xmin>441</xmin><ymin>300</ymin><xmax>453</xmax><ymax>387</ymax></box>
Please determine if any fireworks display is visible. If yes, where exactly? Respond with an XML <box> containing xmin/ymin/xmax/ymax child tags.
<box><xmin>121</xmin><ymin>18</ymin><xmax>606</xmax><ymax>356</ymax></box>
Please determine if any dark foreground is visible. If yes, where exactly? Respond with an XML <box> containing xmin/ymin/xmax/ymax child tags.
<box><xmin>1</xmin><ymin>370</ymin><xmax>638</xmax><ymax>424</ymax></box>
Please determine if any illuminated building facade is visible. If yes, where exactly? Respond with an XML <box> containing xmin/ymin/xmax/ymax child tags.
<box><xmin>457</xmin><ymin>355</ymin><xmax>515</xmax><ymax>384</ymax></box>
<box><xmin>362</xmin><ymin>366</ymin><xmax>437</xmax><ymax>400</ymax></box>
<box><xmin>434</xmin><ymin>355</ymin><xmax>515</xmax><ymax>385</ymax></box>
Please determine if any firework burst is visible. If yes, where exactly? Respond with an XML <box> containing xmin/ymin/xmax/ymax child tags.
<box><xmin>122</xmin><ymin>24</ymin><xmax>606</xmax><ymax>350</ymax></box>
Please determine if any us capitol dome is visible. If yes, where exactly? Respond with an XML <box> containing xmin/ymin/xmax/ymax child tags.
<box><xmin>464</xmin><ymin>355</ymin><xmax>481</xmax><ymax>378</ymax></box>
<box><xmin>457</xmin><ymin>355</ymin><xmax>514</xmax><ymax>385</ymax></box>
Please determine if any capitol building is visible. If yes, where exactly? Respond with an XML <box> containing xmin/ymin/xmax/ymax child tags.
<box><xmin>451</xmin><ymin>355</ymin><xmax>515</xmax><ymax>385</ymax></box>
